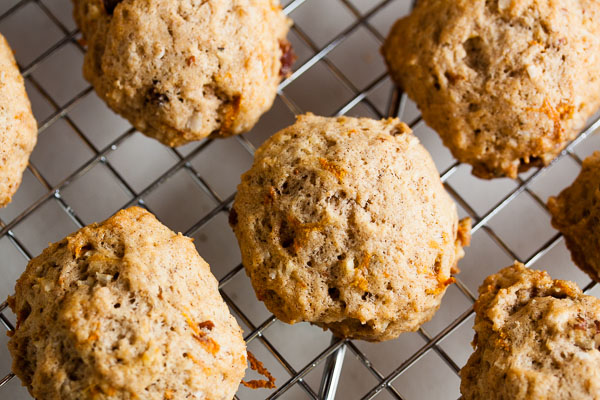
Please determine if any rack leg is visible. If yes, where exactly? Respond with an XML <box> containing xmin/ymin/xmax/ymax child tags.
<box><xmin>318</xmin><ymin>336</ymin><xmax>347</xmax><ymax>400</ymax></box>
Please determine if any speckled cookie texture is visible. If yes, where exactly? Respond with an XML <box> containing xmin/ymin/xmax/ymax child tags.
<box><xmin>382</xmin><ymin>0</ymin><xmax>600</xmax><ymax>179</ymax></box>
<box><xmin>7</xmin><ymin>207</ymin><xmax>246</xmax><ymax>400</ymax></box>
<box><xmin>229</xmin><ymin>114</ymin><xmax>471</xmax><ymax>341</ymax></box>
<box><xmin>72</xmin><ymin>0</ymin><xmax>292</xmax><ymax>147</ymax></box>
<box><xmin>0</xmin><ymin>33</ymin><xmax>37</xmax><ymax>208</ymax></box>
<box><xmin>548</xmin><ymin>151</ymin><xmax>600</xmax><ymax>283</ymax></box>
<box><xmin>460</xmin><ymin>262</ymin><xmax>600</xmax><ymax>400</ymax></box>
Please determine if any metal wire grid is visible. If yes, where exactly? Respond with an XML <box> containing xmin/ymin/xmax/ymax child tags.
<box><xmin>0</xmin><ymin>0</ymin><xmax>599</xmax><ymax>399</ymax></box>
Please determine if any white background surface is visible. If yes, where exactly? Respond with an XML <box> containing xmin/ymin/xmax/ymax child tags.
<box><xmin>1</xmin><ymin>0</ymin><xmax>600</xmax><ymax>399</ymax></box>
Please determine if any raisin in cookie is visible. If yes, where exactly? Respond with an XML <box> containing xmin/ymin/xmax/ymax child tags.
<box><xmin>229</xmin><ymin>114</ymin><xmax>471</xmax><ymax>341</ymax></box>
<box><xmin>0</xmin><ymin>33</ymin><xmax>37</xmax><ymax>207</ymax></box>
<box><xmin>461</xmin><ymin>262</ymin><xmax>600</xmax><ymax>399</ymax></box>
<box><xmin>73</xmin><ymin>0</ymin><xmax>292</xmax><ymax>147</ymax></box>
<box><xmin>548</xmin><ymin>151</ymin><xmax>600</xmax><ymax>283</ymax></box>
<box><xmin>7</xmin><ymin>207</ymin><xmax>246</xmax><ymax>400</ymax></box>
<box><xmin>382</xmin><ymin>0</ymin><xmax>600</xmax><ymax>179</ymax></box>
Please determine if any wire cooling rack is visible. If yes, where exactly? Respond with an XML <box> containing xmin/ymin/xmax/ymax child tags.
<box><xmin>2</xmin><ymin>0</ymin><xmax>600</xmax><ymax>399</ymax></box>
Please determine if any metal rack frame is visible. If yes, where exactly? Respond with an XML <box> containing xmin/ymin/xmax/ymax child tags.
<box><xmin>0</xmin><ymin>0</ymin><xmax>598</xmax><ymax>399</ymax></box>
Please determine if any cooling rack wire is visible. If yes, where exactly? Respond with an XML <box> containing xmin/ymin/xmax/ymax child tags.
<box><xmin>1</xmin><ymin>0</ymin><xmax>600</xmax><ymax>399</ymax></box>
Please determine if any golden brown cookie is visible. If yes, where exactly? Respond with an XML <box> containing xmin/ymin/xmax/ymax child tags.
<box><xmin>230</xmin><ymin>114</ymin><xmax>471</xmax><ymax>341</ymax></box>
<box><xmin>7</xmin><ymin>207</ymin><xmax>246</xmax><ymax>400</ymax></box>
<box><xmin>382</xmin><ymin>0</ymin><xmax>600</xmax><ymax>179</ymax></box>
<box><xmin>72</xmin><ymin>0</ymin><xmax>292</xmax><ymax>146</ymax></box>
<box><xmin>461</xmin><ymin>262</ymin><xmax>600</xmax><ymax>400</ymax></box>
<box><xmin>0</xmin><ymin>33</ymin><xmax>37</xmax><ymax>207</ymax></box>
<box><xmin>548</xmin><ymin>151</ymin><xmax>600</xmax><ymax>283</ymax></box>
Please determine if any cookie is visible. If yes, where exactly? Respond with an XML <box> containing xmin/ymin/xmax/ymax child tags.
<box><xmin>230</xmin><ymin>114</ymin><xmax>471</xmax><ymax>341</ymax></box>
<box><xmin>382</xmin><ymin>0</ymin><xmax>600</xmax><ymax>179</ymax></box>
<box><xmin>0</xmin><ymin>33</ymin><xmax>37</xmax><ymax>208</ymax></box>
<box><xmin>547</xmin><ymin>151</ymin><xmax>600</xmax><ymax>283</ymax></box>
<box><xmin>460</xmin><ymin>262</ymin><xmax>600</xmax><ymax>399</ymax></box>
<box><xmin>73</xmin><ymin>0</ymin><xmax>292</xmax><ymax>147</ymax></box>
<box><xmin>7</xmin><ymin>207</ymin><xmax>246</xmax><ymax>400</ymax></box>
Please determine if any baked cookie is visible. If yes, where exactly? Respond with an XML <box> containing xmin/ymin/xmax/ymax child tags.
<box><xmin>382</xmin><ymin>0</ymin><xmax>600</xmax><ymax>179</ymax></box>
<box><xmin>7</xmin><ymin>207</ymin><xmax>246</xmax><ymax>400</ymax></box>
<box><xmin>230</xmin><ymin>114</ymin><xmax>471</xmax><ymax>341</ymax></box>
<box><xmin>548</xmin><ymin>151</ymin><xmax>600</xmax><ymax>283</ymax></box>
<box><xmin>73</xmin><ymin>0</ymin><xmax>292</xmax><ymax>147</ymax></box>
<box><xmin>0</xmin><ymin>33</ymin><xmax>37</xmax><ymax>207</ymax></box>
<box><xmin>461</xmin><ymin>262</ymin><xmax>600</xmax><ymax>399</ymax></box>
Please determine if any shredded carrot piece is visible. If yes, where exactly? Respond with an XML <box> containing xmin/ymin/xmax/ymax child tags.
<box><xmin>87</xmin><ymin>332</ymin><xmax>99</xmax><ymax>342</ymax></box>
<box><xmin>540</xmin><ymin>99</ymin><xmax>562</xmax><ymax>139</ymax></box>
<box><xmin>182</xmin><ymin>311</ymin><xmax>220</xmax><ymax>355</ymax></box>
<box><xmin>426</xmin><ymin>252</ymin><xmax>456</xmax><ymax>296</ymax></box>
<box><xmin>557</xmin><ymin>102</ymin><xmax>575</xmax><ymax>120</ymax></box>
<box><xmin>426</xmin><ymin>276</ymin><xmax>456</xmax><ymax>295</ymax></box>
<box><xmin>182</xmin><ymin>311</ymin><xmax>197</xmax><ymax>334</ymax></box>
<box><xmin>67</xmin><ymin>235</ymin><xmax>88</xmax><ymax>258</ymax></box>
<box><xmin>494</xmin><ymin>330</ymin><xmax>510</xmax><ymax>351</ymax></box>
<box><xmin>264</xmin><ymin>186</ymin><xmax>277</xmax><ymax>205</ymax></box>
<box><xmin>319</xmin><ymin>158</ymin><xmax>347</xmax><ymax>183</ymax></box>
<box><xmin>241</xmin><ymin>351</ymin><xmax>276</xmax><ymax>389</ymax></box>
<box><xmin>352</xmin><ymin>252</ymin><xmax>371</xmax><ymax>291</ymax></box>
<box><xmin>286</xmin><ymin>215</ymin><xmax>328</xmax><ymax>254</ymax></box>
<box><xmin>529</xmin><ymin>99</ymin><xmax>574</xmax><ymax>140</ymax></box>
<box><xmin>554</xmin><ymin>280</ymin><xmax>578</xmax><ymax>298</ymax></box>
<box><xmin>192</xmin><ymin>335</ymin><xmax>220</xmax><ymax>355</ymax></box>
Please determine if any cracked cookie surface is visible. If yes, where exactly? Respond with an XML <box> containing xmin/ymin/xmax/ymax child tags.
<box><xmin>461</xmin><ymin>262</ymin><xmax>600</xmax><ymax>399</ymax></box>
<box><xmin>73</xmin><ymin>0</ymin><xmax>291</xmax><ymax>146</ymax></box>
<box><xmin>230</xmin><ymin>114</ymin><xmax>470</xmax><ymax>341</ymax></box>
<box><xmin>8</xmin><ymin>207</ymin><xmax>246</xmax><ymax>400</ymax></box>
<box><xmin>382</xmin><ymin>0</ymin><xmax>600</xmax><ymax>178</ymax></box>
